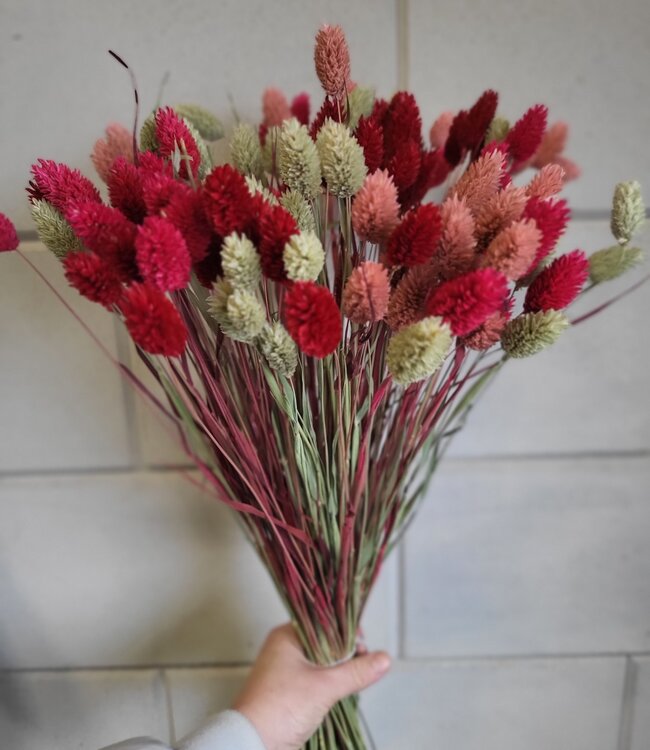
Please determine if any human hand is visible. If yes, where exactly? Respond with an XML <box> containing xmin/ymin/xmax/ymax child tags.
<box><xmin>232</xmin><ymin>624</ymin><xmax>391</xmax><ymax>750</ymax></box>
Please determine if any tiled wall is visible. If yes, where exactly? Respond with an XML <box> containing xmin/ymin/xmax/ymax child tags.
<box><xmin>1</xmin><ymin>2</ymin><xmax>648</xmax><ymax>748</ymax></box>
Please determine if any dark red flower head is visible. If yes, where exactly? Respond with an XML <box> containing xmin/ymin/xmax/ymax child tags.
<box><xmin>387</xmin><ymin>139</ymin><xmax>422</xmax><ymax>192</ymax></box>
<box><xmin>524</xmin><ymin>249</ymin><xmax>589</xmax><ymax>313</ymax></box>
<box><xmin>355</xmin><ymin>115</ymin><xmax>384</xmax><ymax>174</ymax></box>
<box><xmin>290</xmin><ymin>92</ymin><xmax>311</xmax><ymax>126</ymax></box>
<box><xmin>107</xmin><ymin>157</ymin><xmax>147</xmax><ymax>224</ymax></box>
<box><xmin>426</xmin><ymin>267</ymin><xmax>509</xmax><ymax>336</ymax></box>
<box><xmin>163</xmin><ymin>185</ymin><xmax>212</xmax><ymax>262</ymax></box>
<box><xmin>383</xmin><ymin>92</ymin><xmax>422</xmax><ymax>159</ymax></box>
<box><xmin>120</xmin><ymin>283</ymin><xmax>188</xmax><ymax>357</ymax></box>
<box><xmin>155</xmin><ymin>107</ymin><xmax>201</xmax><ymax>179</ymax></box>
<box><xmin>0</xmin><ymin>212</ymin><xmax>19</xmax><ymax>252</ymax></box>
<box><xmin>256</xmin><ymin>202</ymin><xmax>299</xmax><ymax>281</ymax></box>
<box><xmin>444</xmin><ymin>90</ymin><xmax>498</xmax><ymax>166</ymax></box>
<box><xmin>135</xmin><ymin>216</ymin><xmax>191</xmax><ymax>292</ymax></box>
<box><xmin>28</xmin><ymin>159</ymin><xmax>101</xmax><ymax>213</ymax></box>
<box><xmin>203</xmin><ymin>164</ymin><xmax>255</xmax><ymax>237</ymax></box>
<box><xmin>507</xmin><ymin>104</ymin><xmax>548</xmax><ymax>170</ymax></box>
<box><xmin>310</xmin><ymin>97</ymin><xmax>345</xmax><ymax>140</ymax></box>
<box><xmin>386</xmin><ymin>204</ymin><xmax>442</xmax><ymax>267</ymax></box>
<box><xmin>284</xmin><ymin>281</ymin><xmax>342</xmax><ymax>357</ymax></box>
<box><xmin>63</xmin><ymin>251</ymin><xmax>124</xmax><ymax>308</ymax></box>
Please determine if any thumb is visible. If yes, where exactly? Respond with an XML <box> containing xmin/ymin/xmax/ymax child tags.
<box><xmin>326</xmin><ymin>651</ymin><xmax>391</xmax><ymax>703</ymax></box>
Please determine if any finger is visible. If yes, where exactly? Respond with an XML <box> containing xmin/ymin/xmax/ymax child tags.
<box><xmin>326</xmin><ymin>651</ymin><xmax>391</xmax><ymax>702</ymax></box>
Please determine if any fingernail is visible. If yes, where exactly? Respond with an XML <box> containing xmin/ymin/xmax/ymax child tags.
<box><xmin>372</xmin><ymin>652</ymin><xmax>391</xmax><ymax>674</ymax></box>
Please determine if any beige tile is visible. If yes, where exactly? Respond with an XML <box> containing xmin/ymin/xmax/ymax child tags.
<box><xmin>0</xmin><ymin>669</ymin><xmax>169</xmax><ymax>750</ymax></box>
<box><xmin>409</xmin><ymin>0</ymin><xmax>650</xmax><ymax>211</ymax></box>
<box><xmin>362</xmin><ymin>657</ymin><xmax>625</xmax><ymax>750</ymax></box>
<box><xmin>0</xmin><ymin>245</ymin><xmax>133</xmax><ymax>472</ymax></box>
<box><xmin>404</xmin><ymin>457</ymin><xmax>650</xmax><ymax>657</ymax></box>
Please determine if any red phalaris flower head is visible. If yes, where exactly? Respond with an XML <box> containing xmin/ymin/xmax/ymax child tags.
<box><xmin>107</xmin><ymin>157</ymin><xmax>147</xmax><ymax>224</ymax></box>
<box><xmin>0</xmin><ymin>212</ymin><xmax>19</xmax><ymax>252</ymax></box>
<box><xmin>387</xmin><ymin>139</ymin><xmax>421</xmax><ymax>193</ymax></box>
<box><xmin>193</xmin><ymin>238</ymin><xmax>224</xmax><ymax>288</ymax></box>
<box><xmin>425</xmin><ymin>267</ymin><xmax>509</xmax><ymax>336</ymax></box>
<box><xmin>263</xmin><ymin>88</ymin><xmax>291</xmax><ymax>127</ymax></box>
<box><xmin>256</xmin><ymin>201</ymin><xmax>299</xmax><ymax>281</ymax></box>
<box><xmin>203</xmin><ymin>164</ymin><xmax>255</xmax><ymax>237</ymax></box>
<box><xmin>284</xmin><ymin>280</ymin><xmax>342</xmax><ymax>357</ymax></box>
<box><xmin>398</xmin><ymin>149</ymin><xmax>451</xmax><ymax>211</ymax></box>
<box><xmin>523</xmin><ymin>196</ymin><xmax>571</xmax><ymax>268</ymax></box>
<box><xmin>163</xmin><ymin>185</ymin><xmax>213</xmax><ymax>262</ymax></box>
<box><xmin>314</xmin><ymin>24</ymin><xmax>351</xmax><ymax>99</ymax></box>
<box><xmin>28</xmin><ymin>159</ymin><xmax>101</xmax><ymax>214</ymax></box>
<box><xmin>91</xmin><ymin>123</ymin><xmax>134</xmax><ymax>183</ymax></box>
<box><xmin>383</xmin><ymin>92</ymin><xmax>422</xmax><ymax>159</ymax></box>
<box><xmin>310</xmin><ymin>97</ymin><xmax>345</xmax><ymax>140</ymax></box>
<box><xmin>352</xmin><ymin>169</ymin><xmax>400</xmax><ymax>243</ymax></box>
<box><xmin>154</xmin><ymin>106</ymin><xmax>201</xmax><ymax>179</ymax></box>
<box><xmin>135</xmin><ymin>216</ymin><xmax>191</xmax><ymax>292</ymax></box>
<box><xmin>386</xmin><ymin>203</ymin><xmax>442</xmax><ymax>267</ymax></box>
<box><xmin>429</xmin><ymin>111</ymin><xmax>454</xmax><ymax>149</ymax></box>
<box><xmin>506</xmin><ymin>104</ymin><xmax>548</xmax><ymax>171</ymax></box>
<box><xmin>354</xmin><ymin>115</ymin><xmax>384</xmax><ymax>173</ymax></box>
<box><xmin>63</xmin><ymin>251</ymin><xmax>124</xmax><ymax>308</ymax></box>
<box><xmin>444</xmin><ymin>90</ymin><xmax>498</xmax><ymax>166</ymax></box>
<box><xmin>120</xmin><ymin>282</ymin><xmax>188</xmax><ymax>357</ymax></box>
<box><xmin>290</xmin><ymin>92</ymin><xmax>311</xmax><ymax>126</ymax></box>
<box><xmin>342</xmin><ymin>261</ymin><xmax>390</xmax><ymax>323</ymax></box>
<box><xmin>66</xmin><ymin>202</ymin><xmax>138</xmax><ymax>281</ymax></box>
<box><xmin>524</xmin><ymin>249</ymin><xmax>589</xmax><ymax>313</ymax></box>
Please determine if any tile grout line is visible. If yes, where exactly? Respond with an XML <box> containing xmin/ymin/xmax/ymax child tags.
<box><xmin>161</xmin><ymin>669</ymin><xmax>177</xmax><ymax>746</ymax></box>
<box><xmin>396</xmin><ymin>0</ymin><xmax>409</xmax><ymax>91</ymax></box>
<box><xmin>616</xmin><ymin>656</ymin><xmax>638</xmax><ymax>750</ymax></box>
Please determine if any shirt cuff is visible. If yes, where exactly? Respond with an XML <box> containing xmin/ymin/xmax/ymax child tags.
<box><xmin>175</xmin><ymin>709</ymin><xmax>266</xmax><ymax>750</ymax></box>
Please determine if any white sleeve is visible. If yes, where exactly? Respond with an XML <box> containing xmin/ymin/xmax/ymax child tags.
<box><xmin>99</xmin><ymin>710</ymin><xmax>266</xmax><ymax>750</ymax></box>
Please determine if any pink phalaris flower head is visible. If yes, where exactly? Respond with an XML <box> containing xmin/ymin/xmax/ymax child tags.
<box><xmin>314</xmin><ymin>24</ymin><xmax>351</xmax><ymax>99</ymax></box>
<box><xmin>342</xmin><ymin>261</ymin><xmax>390</xmax><ymax>323</ymax></box>
<box><xmin>387</xmin><ymin>139</ymin><xmax>422</xmax><ymax>193</ymax></box>
<box><xmin>155</xmin><ymin>107</ymin><xmax>201</xmax><ymax>179</ymax></box>
<box><xmin>310</xmin><ymin>97</ymin><xmax>345</xmax><ymax>140</ymax></box>
<box><xmin>383</xmin><ymin>92</ymin><xmax>422</xmax><ymax>160</ymax></box>
<box><xmin>91</xmin><ymin>123</ymin><xmax>133</xmax><ymax>183</ymax></box>
<box><xmin>474</xmin><ymin>185</ymin><xmax>528</xmax><ymax>247</ymax></box>
<box><xmin>120</xmin><ymin>282</ymin><xmax>188</xmax><ymax>357</ymax></box>
<box><xmin>523</xmin><ymin>196</ymin><xmax>571</xmax><ymax>268</ymax></box>
<box><xmin>425</xmin><ymin>267</ymin><xmax>509</xmax><ymax>336</ymax></box>
<box><xmin>444</xmin><ymin>90</ymin><xmax>498</xmax><ymax>166</ymax></box>
<box><xmin>506</xmin><ymin>104</ymin><xmax>548</xmax><ymax>171</ymax></box>
<box><xmin>263</xmin><ymin>88</ymin><xmax>291</xmax><ymax>127</ymax></box>
<box><xmin>163</xmin><ymin>185</ymin><xmax>212</xmax><ymax>262</ymax></box>
<box><xmin>437</xmin><ymin>195</ymin><xmax>477</xmax><ymax>279</ymax></box>
<box><xmin>526</xmin><ymin>163</ymin><xmax>566</xmax><ymax>200</ymax></box>
<box><xmin>66</xmin><ymin>202</ymin><xmax>138</xmax><ymax>281</ymax></box>
<box><xmin>257</xmin><ymin>201</ymin><xmax>299</xmax><ymax>281</ymax></box>
<box><xmin>352</xmin><ymin>169</ymin><xmax>400</xmax><ymax>243</ymax></box>
<box><xmin>290</xmin><ymin>92</ymin><xmax>311</xmax><ymax>126</ymax></box>
<box><xmin>203</xmin><ymin>164</ymin><xmax>255</xmax><ymax>237</ymax></box>
<box><xmin>355</xmin><ymin>115</ymin><xmax>384</xmax><ymax>173</ymax></box>
<box><xmin>532</xmin><ymin>122</ymin><xmax>581</xmax><ymax>181</ymax></box>
<box><xmin>386</xmin><ymin>203</ymin><xmax>443</xmax><ymax>267</ymax></box>
<box><xmin>0</xmin><ymin>212</ymin><xmax>19</xmax><ymax>252</ymax></box>
<box><xmin>284</xmin><ymin>280</ymin><xmax>342</xmax><ymax>357</ymax></box>
<box><xmin>387</xmin><ymin>263</ymin><xmax>439</xmax><ymax>330</ymax></box>
<box><xmin>28</xmin><ymin>159</ymin><xmax>101</xmax><ymax>214</ymax></box>
<box><xmin>107</xmin><ymin>157</ymin><xmax>147</xmax><ymax>224</ymax></box>
<box><xmin>480</xmin><ymin>218</ymin><xmax>542</xmax><ymax>281</ymax></box>
<box><xmin>462</xmin><ymin>308</ymin><xmax>511</xmax><ymax>350</ymax></box>
<box><xmin>429</xmin><ymin>111</ymin><xmax>454</xmax><ymax>149</ymax></box>
<box><xmin>450</xmin><ymin>149</ymin><xmax>506</xmax><ymax>215</ymax></box>
<box><xmin>135</xmin><ymin>216</ymin><xmax>191</xmax><ymax>292</ymax></box>
<box><xmin>63</xmin><ymin>251</ymin><xmax>124</xmax><ymax>309</ymax></box>
<box><xmin>524</xmin><ymin>249</ymin><xmax>589</xmax><ymax>313</ymax></box>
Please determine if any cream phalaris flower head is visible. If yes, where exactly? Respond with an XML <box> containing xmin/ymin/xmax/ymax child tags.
<box><xmin>589</xmin><ymin>244</ymin><xmax>644</xmax><ymax>283</ymax></box>
<box><xmin>387</xmin><ymin>316</ymin><xmax>452</xmax><ymax>386</ymax></box>
<box><xmin>501</xmin><ymin>310</ymin><xmax>569</xmax><ymax>358</ymax></box>
<box><xmin>174</xmin><ymin>104</ymin><xmax>224</xmax><ymax>141</ymax></box>
<box><xmin>257</xmin><ymin>321</ymin><xmax>298</xmax><ymax>377</ymax></box>
<box><xmin>280</xmin><ymin>189</ymin><xmax>316</xmax><ymax>233</ymax></box>
<box><xmin>231</xmin><ymin>123</ymin><xmax>264</xmax><ymax>178</ymax></box>
<box><xmin>347</xmin><ymin>85</ymin><xmax>375</xmax><ymax>130</ymax></box>
<box><xmin>31</xmin><ymin>200</ymin><xmax>83</xmax><ymax>258</ymax></box>
<box><xmin>611</xmin><ymin>181</ymin><xmax>645</xmax><ymax>244</ymax></box>
<box><xmin>278</xmin><ymin>118</ymin><xmax>322</xmax><ymax>199</ymax></box>
<box><xmin>245</xmin><ymin>175</ymin><xmax>278</xmax><ymax>205</ymax></box>
<box><xmin>283</xmin><ymin>232</ymin><xmax>325</xmax><ymax>281</ymax></box>
<box><xmin>221</xmin><ymin>233</ymin><xmax>261</xmax><ymax>290</ymax></box>
<box><xmin>208</xmin><ymin>279</ymin><xmax>265</xmax><ymax>342</ymax></box>
<box><xmin>485</xmin><ymin>116</ymin><xmax>510</xmax><ymax>144</ymax></box>
<box><xmin>262</xmin><ymin>126</ymin><xmax>281</xmax><ymax>175</ymax></box>
<box><xmin>316</xmin><ymin>119</ymin><xmax>367</xmax><ymax>198</ymax></box>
